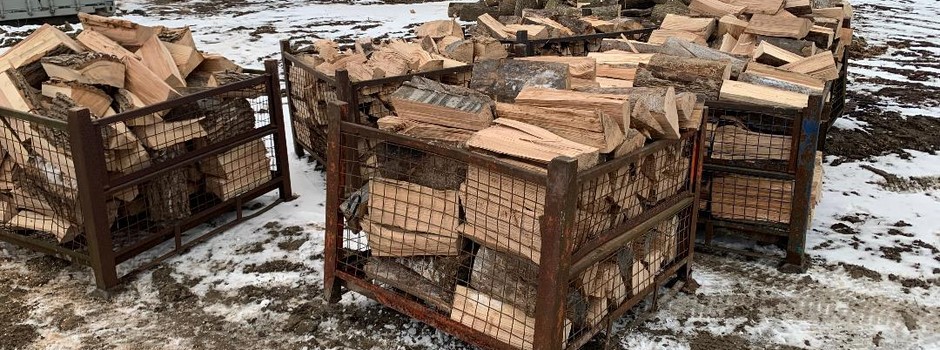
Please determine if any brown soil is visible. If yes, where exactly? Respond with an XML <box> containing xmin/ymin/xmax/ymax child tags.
<box><xmin>0</xmin><ymin>283</ymin><xmax>38</xmax><ymax>350</ymax></box>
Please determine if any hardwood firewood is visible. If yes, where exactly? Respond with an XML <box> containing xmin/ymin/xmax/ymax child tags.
<box><xmin>114</xmin><ymin>89</ymin><xmax>164</xmax><ymax>126</ymax></box>
<box><xmin>515</xmin><ymin>56</ymin><xmax>596</xmax><ymax>79</ymax></box>
<box><xmin>503</xmin><ymin>24</ymin><xmax>550</xmax><ymax>40</ymax></box>
<box><xmin>477</xmin><ymin>13</ymin><xmax>515</xmax><ymax>40</ymax></box>
<box><xmin>596</xmin><ymin>77</ymin><xmax>634</xmax><ymax>88</ymax></box>
<box><xmin>731</xmin><ymin>33</ymin><xmax>758</xmax><ymax>56</ymax></box>
<box><xmin>660</xmin><ymin>38</ymin><xmax>748</xmax><ymax>78</ymax></box>
<box><xmin>158</xmin><ymin>26</ymin><xmax>196</xmax><ymax>48</ymax></box>
<box><xmin>745</xmin><ymin>14</ymin><xmax>813</xmax><ymax>39</ymax></box>
<box><xmin>367</xmin><ymin>177</ymin><xmax>461</xmax><ymax>237</ymax></box>
<box><xmin>76</xmin><ymin>30</ymin><xmax>139</xmax><ymax>60</ymax></box>
<box><xmin>200</xmin><ymin>140</ymin><xmax>267</xmax><ymax>178</ymax></box>
<box><xmin>122</xmin><ymin>55</ymin><xmax>182</xmax><ymax>108</ymax></box>
<box><xmin>581</xmin><ymin>16</ymin><xmax>643</xmax><ymax>33</ymax></box>
<box><xmin>741</xmin><ymin>62</ymin><xmax>825</xmax><ymax>95</ymax></box>
<box><xmin>779</xmin><ymin>51</ymin><xmax>839</xmax><ymax>80</ymax></box>
<box><xmin>514</xmin><ymin>87</ymin><xmax>630</xmax><ymax>133</ymax></box>
<box><xmin>0</xmin><ymin>24</ymin><xmax>83</xmax><ymax>69</ymax></box>
<box><xmin>755</xmin><ymin>35</ymin><xmax>816</xmax><ymax>56</ymax></box>
<box><xmin>647</xmin><ymin>29</ymin><xmax>707</xmax><ymax>46</ymax></box>
<box><xmin>365</xmin><ymin>258</ymin><xmax>454</xmax><ymax>312</ymax></box>
<box><xmin>163</xmin><ymin>40</ymin><xmax>205</xmax><ymax>79</ymax></box>
<box><xmin>40</xmin><ymin>81</ymin><xmax>112</xmax><ymax>117</ymax></box>
<box><xmin>416</xmin><ymin>19</ymin><xmax>464</xmax><ymax>38</ymax></box>
<box><xmin>471</xmin><ymin>37</ymin><xmax>509</xmax><ymax>62</ymax></box>
<box><xmin>709</xmin><ymin>124</ymin><xmax>791</xmax><ymax>161</ymax></box>
<box><xmin>451</xmin><ymin>286</ymin><xmax>543</xmax><ymax>350</ymax></box>
<box><xmin>587</xmin><ymin>51</ymin><xmax>655</xmax><ymax>66</ymax></box>
<box><xmin>596</xmin><ymin>64</ymin><xmax>637</xmax><ymax>80</ymax></box>
<box><xmin>753</xmin><ymin>41</ymin><xmax>804</xmax><ymax>66</ymax></box>
<box><xmin>634</xmin><ymin>54</ymin><xmax>731</xmax><ymax>101</ymax></box>
<box><xmin>468</xmin><ymin>118</ymin><xmax>600</xmax><ymax>169</ymax></box>
<box><xmin>377</xmin><ymin>116</ymin><xmax>474</xmax><ymax>145</ymax></box>
<box><xmin>135</xmin><ymin>35</ymin><xmax>185</xmax><ymax>88</ymax></box>
<box><xmin>719</xmin><ymin>80</ymin><xmax>809</xmax><ymax>108</ymax></box>
<box><xmin>522</xmin><ymin>13</ymin><xmax>574</xmax><ymax>36</ymax></box>
<box><xmin>599</xmin><ymin>39</ymin><xmax>664</xmax><ymax>54</ymax></box>
<box><xmin>719</xmin><ymin>33</ymin><xmax>738</xmax><ymax>53</ymax></box>
<box><xmin>660</xmin><ymin>14</ymin><xmax>717</xmax><ymax>39</ymax></box>
<box><xmin>495</xmin><ymin>101</ymin><xmax>625</xmax><ymax>153</ymax></box>
<box><xmin>717</xmin><ymin>15</ymin><xmax>749</xmax><ymax>38</ymax></box>
<box><xmin>689</xmin><ymin>0</ymin><xmax>746</xmax><ymax>17</ymax></box>
<box><xmin>783</xmin><ymin>0</ymin><xmax>812</xmax><ymax>15</ymax></box>
<box><xmin>195</xmin><ymin>54</ymin><xmax>243</xmax><ymax>73</ymax></box>
<box><xmin>469</xmin><ymin>59</ymin><xmax>569</xmax><ymax>102</ymax></box>
<box><xmin>363</xmin><ymin>217</ymin><xmax>460</xmax><ymax>257</ymax></box>
<box><xmin>805</xmin><ymin>25</ymin><xmax>835</xmax><ymax>49</ymax></box>
<box><xmin>40</xmin><ymin>53</ymin><xmax>125</xmax><ymax>88</ymax></box>
<box><xmin>726</xmin><ymin>0</ymin><xmax>784</xmax><ymax>14</ymax></box>
<box><xmin>8</xmin><ymin>210</ymin><xmax>78</xmax><ymax>243</ymax></box>
<box><xmin>439</xmin><ymin>37</ymin><xmax>474</xmax><ymax>63</ymax></box>
<box><xmin>132</xmin><ymin>119</ymin><xmax>208</xmax><ymax>150</ymax></box>
<box><xmin>391</xmin><ymin>77</ymin><xmax>495</xmax><ymax>131</ymax></box>
<box><xmin>78</xmin><ymin>13</ymin><xmax>158</xmax><ymax>49</ymax></box>
<box><xmin>632</xmin><ymin>87</ymin><xmax>681</xmax><ymax>139</ymax></box>
<box><xmin>369</xmin><ymin>49</ymin><xmax>411</xmax><ymax>77</ymax></box>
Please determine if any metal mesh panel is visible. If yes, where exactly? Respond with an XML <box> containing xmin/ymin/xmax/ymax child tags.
<box><xmin>704</xmin><ymin>104</ymin><xmax>799</xmax><ymax>173</ymax></box>
<box><xmin>330</xmin><ymin>120</ymin><xmax>698</xmax><ymax>349</ymax></box>
<box><xmin>0</xmin><ymin>110</ymin><xmax>87</xmax><ymax>255</ymax></box>
<box><xmin>565</xmin><ymin>207</ymin><xmax>693</xmax><ymax>348</ymax></box>
<box><xmin>701</xmin><ymin>170</ymin><xmax>794</xmax><ymax>230</ymax></box>
<box><xmin>102</xmin><ymin>78</ymin><xmax>278</xmax><ymax>260</ymax></box>
<box><xmin>288</xmin><ymin>62</ymin><xmax>333</xmax><ymax>163</ymax></box>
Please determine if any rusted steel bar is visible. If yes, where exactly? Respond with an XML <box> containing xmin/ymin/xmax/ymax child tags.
<box><xmin>324</xmin><ymin>101</ymin><xmax>347</xmax><ymax>303</ymax></box>
<box><xmin>684</xmin><ymin>112</ymin><xmax>708</xmax><ymax>282</ymax></box>
<box><xmin>785</xmin><ymin>94</ymin><xmax>824</xmax><ymax>269</ymax></box>
<box><xmin>0</xmin><ymin>230</ymin><xmax>91</xmax><ymax>265</ymax></box>
<box><xmin>0</xmin><ymin>107</ymin><xmax>68</xmax><ymax>128</ymax></box>
<box><xmin>265</xmin><ymin>59</ymin><xmax>295</xmax><ymax>201</ymax></box>
<box><xmin>68</xmin><ymin>107</ymin><xmax>118</xmax><ymax>291</ymax></box>
<box><xmin>579</xmin><ymin>131</ymin><xmax>697</xmax><ymax>183</ymax></box>
<box><xmin>534</xmin><ymin>156</ymin><xmax>578</xmax><ymax>350</ymax></box>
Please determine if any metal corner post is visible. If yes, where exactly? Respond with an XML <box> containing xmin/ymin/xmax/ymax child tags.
<box><xmin>785</xmin><ymin>94</ymin><xmax>824</xmax><ymax>269</ymax></box>
<box><xmin>324</xmin><ymin>101</ymin><xmax>348</xmax><ymax>303</ymax></box>
<box><xmin>279</xmin><ymin>39</ymin><xmax>306</xmax><ymax>158</ymax></box>
<box><xmin>68</xmin><ymin>107</ymin><xmax>118</xmax><ymax>291</ymax></box>
<box><xmin>534</xmin><ymin>156</ymin><xmax>579</xmax><ymax>350</ymax></box>
<box><xmin>264</xmin><ymin>59</ymin><xmax>296</xmax><ymax>202</ymax></box>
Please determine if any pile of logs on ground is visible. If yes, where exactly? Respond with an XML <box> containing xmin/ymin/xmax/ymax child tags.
<box><xmin>0</xmin><ymin>15</ymin><xmax>271</xmax><ymax>244</ymax></box>
<box><xmin>346</xmin><ymin>57</ymin><xmax>696</xmax><ymax>347</ymax></box>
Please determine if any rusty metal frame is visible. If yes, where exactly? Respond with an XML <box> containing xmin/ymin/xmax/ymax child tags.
<box><xmin>0</xmin><ymin>60</ymin><xmax>294</xmax><ymax>293</ymax></box>
<box><xmin>323</xmin><ymin>100</ymin><xmax>702</xmax><ymax>350</ymax></box>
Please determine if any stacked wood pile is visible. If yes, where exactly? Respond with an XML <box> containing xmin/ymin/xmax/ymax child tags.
<box><xmin>0</xmin><ymin>15</ymin><xmax>269</xmax><ymax>244</ymax></box>
<box><xmin>469</xmin><ymin>11</ymin><xmax>650</xmax><ymax>55</ymax></box>
<box><xmin>448</xmin><ymin>0</ymin><xmax>623</xmax><ymax>22</ymax></box>
<box><xmin>339</xmin><ymin>58</ymin><xmax>697</xmax><ymax>347</ymax></box>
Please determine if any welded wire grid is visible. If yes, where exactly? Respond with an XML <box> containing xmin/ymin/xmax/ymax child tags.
<box><xmin>334</xmin><ymin>126</ymin><xmax>696</xmax><ymax>349</ymax></box>
<box><xmin>288</xmin><ymin>62</ymin><xmax>332</xmax><ymax>162</ymax></box>
<box><xmin>565</xmin><ymin>207</ymin><xmax>693</xmax><ymax>347</ymax></box>
<box><xmin>0</xmin><ymin>110</ymin><xmax>88</xmax><ymax>254</ymax></box>
<box><xmin>704</xmin><ymin>106</ymin><xmax>798</xmax><ymax>173</ymax></box>
<box><xmin>701</xmin><ymin>170</ymin><xmax>795</xmax><ymax>229</ymax></box>
<box><xmin>102</xmin><ymin>82</ymin><xmax>277</xmax><ymax>257</ymax></box>
<box><xmin>575</xmin><ymin>136</ymin><xmax>695</xmax><ymax>249</ymax></box>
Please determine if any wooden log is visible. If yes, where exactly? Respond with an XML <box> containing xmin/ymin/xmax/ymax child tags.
<box><xmin>783</xmin><ymin>0</ymin><xmax>812</xmax><ymax>15</ymax></box>
<box><xmin>753</xmin><ymin>41</ymin><xmax>804</xmax><ymax>66</ymax></box>
<box><xmin>779</xmin><ymin>51</ymin><xmax>839</xmax><ymax>80</ymax></box>
<box><xmin>710</xmin><ymin>173</ymin><xmax>794</xmax><ymax>223</ymax></box>
<box><xmin>468</xmin><ymin>245</ymin><xmax>540</xmax><ymax>315</ymax></box>
<box><xmin>135</xmin><ymin>35</ymin><xmax>185</xmax><ymax>88</ymax></box>
<box><xmin>472</xmin><ymin>37</ymin><xmax>509</xmax><ymax>62</ymax></box>
<box><xmin>391</xmin><ymin>77</ymin><xmax>495</xmax><ymax>131</ymax></box>
<box><xmin>719</xmin><ymin>80</ymin><xmax>809</xmax><ymax>108</ymax></box>
<box><xmin>719</xmin><ymin>33</ymin><xmax>738</xmax><ymax>52</ymax></box>
<box><xmin>596</xmin><ymin>77</ymin><xmax>634</xmax><ymax>88</ymax></box>
<box><xmin>597</xmin><ymin>65</ymin><xmax>637</xmax><ymax>80</ymax></box>
<box><xmin>522</xmin><ymin>13</ymin><xmax>574</xmax><ymax>36</ymax></box>
<box><xmin>114</xmin><ymin>89</ymin><xmax>164</xmax><ymax>126</ymax></box>
<box><xmin>634</xmin><ymin>53</ymin><xmax>731</xmax><ymax>100</ymax></box>
<box><xmin>440</xmin><ymin>38</ymin><xmax>475</xmax><ymax>64</ymax></box>
<box><xmin>580</xmin><ymin>17</ymin><xmax>643</xmax><ymax>33</ymax></box>
<box><xmin>689</xmin><ymin>0</ymin><xmax>746</xmax><ymax>17</ymax></box>
<box><xmin>477</xmin><ymin>13</ymin><xmax>515</xmax><ymax>40</ymax></box>
<box><xmin>745</xmin><ymin>14</ymin><xmax>813</xmax><ymax>39</ymax></box>
<box><xmin>132</xmin><ymin>119</ymin><xmax>208</xmax><ymax>150</ymax></box>
<box><xmin>469</xmin><ymin>59</ymin><xmax>569</xmax><ymax>102</ymax></box>
<box><xmin>726</xmin><ymin>0</ymin><xmax>784</xmax><ymax>14</ymax></box>
<box><xmin>451</xmin><ymin>286</ymin><xmax>540</xmax><ymax>350</ymax></box>
<box><xmin>122</xmin><ymin>55</ymin><xmax>182</xmax><ymax>108</ymax></box>
<box><xmin>76</xmin><ymin>30</ymin><xmax>139</xmax><ymax>61</ymax></box>
<box><xmin>717</xmin><ymin>15</ymin><xmax>749</xmax><ymax>38</ymax></box>
<box><xmin>143</xmin><ymin>144</ymin><xmax>191</xmax><ymax>223</ymax></box>
<box><xmin>200</xmin><ymin>140</ymin><xmax>268</xmax><ymax>178</ymax></box>
<box><xmin>363</xmin><ymin>218</ymin><xmax>460</xmax><ymax>257</ymax></box>
<box><xmin>0</xmin><ymin>24</ymin><xmax>83</xmax><ymax>70</ymax></box>
<box><xmin>503</xmin><ymin>24</ymin><xmax>551</xmax><ymax>40</ymax></box>
<box><xmin>195</xmin><ymin>54</ymin><xmax>243</xmax><ymax>73</ymax></box>
<box><xmin>495</xmin><ymin>101</ymin><xmax>625</xmax><ymax>153</ymax></box>
<box><xmin>709</xmin><ymin>124</ymin><xmax>791</xmax><ymax>161</ymax></box>
<box><xmin>367</xmin><ymin>177</ymin><xmax>461</xmax><ymax>237</ymax></box>
<box><xmin>805</xmin><ymin>26</ymin><xmax>835</xmax><ymax>49</ymax></box>
<box><xmin>416</xmin><ymin>20</ymin><xmax>464</xmax><ymax>38</ymax></box>
<box><xmin>158</xmin><ymin>26</ymin><xmax>196</xmax><ymax>48</ymax></box>
<box><xmin>599</xmin><ymin>39</ymin><xmax>665</xmax><ymax>54</ymax></box>
<box><xmin>741</xmin><ymin>62</ymin><xmax>825</xmax><ymax>95</ymax></box>
<box><xmin>731</xmin><ymin>33</ymin><xmax>758</xmax><ymax>56</ymax></box>
<box><xmin>40</xmin><ymin>81</ymin><xmax>112</xmax><ymax>117</ymax></box>
<box><xmin>78</xmin><ymin>13</ymin><xmax>158</xmax><ymax>49</ymax></box>
<box><xmin>660</xmin><ymin>38</ymin><xmax>748</xmax><ymax>78</ymax></box>
<box><xmin>377</xmin><ymin>116</ymin><xmax>474</xmax><ymax>145</ymax></box>
<box><xmin>632</xmin><ymin>86</ymin><xmax>681</xmax><ymax>139</ymax></box>
<box><xmin>8</xmin><ymin>210</ymin><xmax>79</xmax><ymax>243</ymax></box>
<box><xmin>514</xmin><ymin>56</ymin><xmax>597</xmax><ymax>80</ymax></box>
<box><xmin>755</xmin><ymin>35</ymin><xmax>816</xmax><ymax>56</ymax></box>
<box><xmin>40</xmin><ymin>53</ymin><xmax>125</xmax><ymax>88</ymax></box>
<box><xmin>468</xmin><ymin>118</ymin><xmax>600</xmax><ymax>169</ymax></box>
<box><xmin>647</xmin><ymin>29</ymin><xmax>707</xmax><ymax>46</ymax></box>
<box><xmin>660</xmin><ymin>14</ymin><xmax>717</xmax><ymax>39</ymax></box>
<box><xmin>514</xmin><ymin>87</ymin><xmax>631</xmax><ymax>133</ymax></box>
<box><xmin>163</xmin><ymin>41</ymin><xmax>205</xmax><ymax>79</ymax></box>
<box><xmin>365</xmin><ymin>258</ymin><xmax>454</xmax><ymax>312</ymax></box>
<box><xmin>586</xmin><ymin>51</ymin><xmax>655</xmax><ymax>66</ymax></box>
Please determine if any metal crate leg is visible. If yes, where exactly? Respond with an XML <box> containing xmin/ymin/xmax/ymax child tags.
<box><xmin>324</xmin><ymin>102</ymin><xmax>348</xmax><ymax>303</ymax></box>
<box><xmin>782</xmin><ymin>95</ymin><xmax>823</xmax><ymax>273</ymax></box>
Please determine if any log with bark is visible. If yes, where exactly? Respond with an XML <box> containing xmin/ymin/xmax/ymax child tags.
<box><xmin>633</xmin><ymin>54</ymin><xmax>732</xmax><ymax>100</ymax></box>
<box><xmin>40</xmin><ymin>53</ymin><xmax>125</xmax><ymax>88</ymax></box>
<box><xmin>390</xmin><ymin>76</ymin><xmax>495</xmax><ymax>131</ymax></box>
<box><xmin>469</xmin><ymin>59</ymin><xmax>570</xmax><ymax>102</ymax></box>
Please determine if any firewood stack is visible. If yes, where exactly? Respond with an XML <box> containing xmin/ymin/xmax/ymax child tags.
<box><xmin>0</xmin><ymin>14</ymin><xmax>270</xmax><ymax>244</ymax></box>
<box><xmin>339</xmin><ymin>57</ymin><xmax>698</xmax><ymax>347</ymax></box>
<box><xmin>469</xmin><ymin>11</ymin><xmax>649</xmax><ymax>55</ymax></box>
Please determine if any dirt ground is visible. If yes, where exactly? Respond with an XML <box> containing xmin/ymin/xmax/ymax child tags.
<box><xmin>1</xmin><ymin>0</ymin><xmax>939</xmax><ymax>349</ymax></box>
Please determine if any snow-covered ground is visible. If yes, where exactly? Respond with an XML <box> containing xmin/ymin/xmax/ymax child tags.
<box><xmin>1</xmin><ymin>0</ymin><xmax>938</xmax><ymax>349</ymax></box>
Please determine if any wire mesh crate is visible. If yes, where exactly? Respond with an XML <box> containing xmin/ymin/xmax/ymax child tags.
<box><xmin>323</xmin><ymin>101</ymin><xmax>703</xmax><ymax>349</ymax></box>
<box><xmin>280</xmin><ymin>39</ymin><xmax>474</xmax><ymax>165</ymax></box>
<box><xmin>0</xmin><ymin>61</ymin><xmax>294</xmax><ymax>292</ymax></box>
<box><xmin>699</xmin><ymin>94</ymin><xmax>826</xmax><ymax>269</ymax></box>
